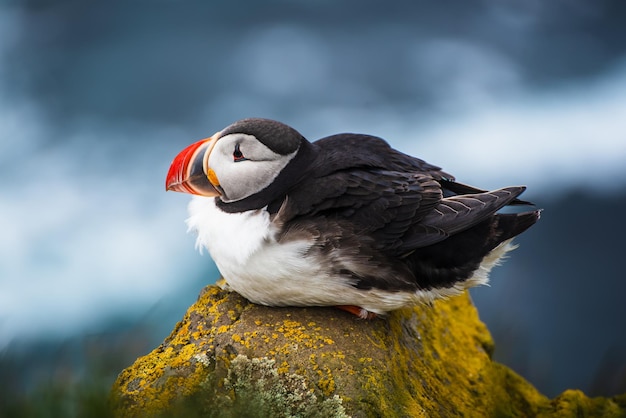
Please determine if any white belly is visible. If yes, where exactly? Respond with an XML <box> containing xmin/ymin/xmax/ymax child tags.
<box><xmin>186</xmin><ymin>196</ymin><xmax>361</xmax><ymax>307</ymax></box>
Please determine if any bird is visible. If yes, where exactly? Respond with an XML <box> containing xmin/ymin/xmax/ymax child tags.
<box><xmin>166</xmin><ymin>118</ymin><xmax>540</xmax><ymax>319</ymax></box>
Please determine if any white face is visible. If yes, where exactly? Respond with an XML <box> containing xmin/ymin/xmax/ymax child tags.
<box><xmin>208</xmin><ymin>133</ymin><xmax>299</xmax><ymax>202</ymax></box>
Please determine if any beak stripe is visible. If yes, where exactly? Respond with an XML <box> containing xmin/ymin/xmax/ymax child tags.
<box><xmin>207</xmin><ymin>168</ymin><xmax>220</xmax><ymax>188</ymax></box>
<box><xmin>165</xmin><ymin>136</ymin><xmax>220</xmax><ymax>197</ymax></box>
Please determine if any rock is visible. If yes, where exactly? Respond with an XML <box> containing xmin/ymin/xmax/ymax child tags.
<box><xmin>111</xmin><ymin>285</ymin><xmax>626</xmax><ymax>417</ymax></box>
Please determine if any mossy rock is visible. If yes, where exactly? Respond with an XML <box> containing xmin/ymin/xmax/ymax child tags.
<box><xmin>111</xmin><ymin>285</ymin><xmax>626</xmax><ymax>417</ymax></box>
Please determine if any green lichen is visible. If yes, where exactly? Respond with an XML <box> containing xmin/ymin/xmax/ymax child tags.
<box><xmin>111</xmin><ymin>285</ymin><xmax>626</xmax><ymax>418</ymax></box>
<box><xmin>216</xmin><ymin>355</ymin><xmax>348</xmax><ymax>418</ymax></box>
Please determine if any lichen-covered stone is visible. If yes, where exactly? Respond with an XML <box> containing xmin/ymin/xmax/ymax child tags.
<box><xmin>111</xmin><ymin>285</ymin><xmax>626</xmax><ymax>417</ymax></box>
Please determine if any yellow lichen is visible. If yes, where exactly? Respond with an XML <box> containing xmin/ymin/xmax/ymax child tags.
<box><xmin>112</xmin><ymin>285</ymin><xmax>626</xmax><ymax>418</ymax></box>
<box><xmin>276</xmin><ymin>361</ymin><xmax>290</xmax><ymax>375</ymax></box>
<box><xmin>316</xmin><ymin>366</ymin><xmax>336</xmax><ymax>397</ymax></box>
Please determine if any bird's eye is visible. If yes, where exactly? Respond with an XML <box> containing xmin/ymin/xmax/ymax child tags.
<box><xmin>233</xmin><ymin>144</ymin><xmax>247</xmax><ymax>162</ymax></box>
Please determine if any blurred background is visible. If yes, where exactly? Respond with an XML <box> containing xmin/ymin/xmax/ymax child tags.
<box><xmin>1</xmin><ymin>0</ymin><xmax>626</xmax><ymax>413</ymax></box>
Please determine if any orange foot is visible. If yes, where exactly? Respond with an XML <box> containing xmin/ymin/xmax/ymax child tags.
<box><xmin>336</xmin><ymin>305</ymin><xmax>377</xmax><ymax>319</ymax></box>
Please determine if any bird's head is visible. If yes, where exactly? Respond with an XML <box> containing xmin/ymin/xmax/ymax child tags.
<box><xmin>166</xmin><ymin>118</ymin><xmax>304</xmax><ymax>203</ymax></box>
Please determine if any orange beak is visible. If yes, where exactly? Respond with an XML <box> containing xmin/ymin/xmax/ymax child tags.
<box><xmin>165</xmin><ymin>135</ymin><xmax>220</xmax><ymax>196</ymax></box>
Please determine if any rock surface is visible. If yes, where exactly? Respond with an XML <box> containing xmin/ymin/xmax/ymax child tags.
<box><xmin>111</xmin><ymin>285</ymin><xmax>626</xmax><ymax>417</ymax></box>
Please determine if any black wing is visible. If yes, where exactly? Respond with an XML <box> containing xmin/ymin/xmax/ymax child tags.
<box><xmin>310</xmin><ymin>133</ymin><xmax>453</xmax><ymax>180</ymax></box>
<box><xmin>280</xmin><ymin>168</ymin><xmax>442</xmax><ymax>253</ymax></box>
<box><xmin>275</xmin><ymin>134</ymin><xmax>529</xmax><ymax>257</ymax></box>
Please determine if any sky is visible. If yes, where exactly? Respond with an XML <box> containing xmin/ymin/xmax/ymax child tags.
<box><xmin>1</xmin><ymin>0</ymin><xmax>625</xmax><ymax>397</ymax></box>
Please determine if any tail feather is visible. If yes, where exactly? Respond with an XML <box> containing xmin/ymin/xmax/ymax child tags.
<box><xmin>492</xmin><ymin>209</ymin><xmax>541</xmax><ymax>245</ymax></box>
<box><xmin>407</xmin><ymin>209</ymin><xmax>541</xmax><ymax>291</ymax></box>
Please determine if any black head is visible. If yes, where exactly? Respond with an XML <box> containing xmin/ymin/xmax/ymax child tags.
<box><xmin>220</xmin><ymin>118</ymin><xmax>305</xmax><ymax>155</ymax></box>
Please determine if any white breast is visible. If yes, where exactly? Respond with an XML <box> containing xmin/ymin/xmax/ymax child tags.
<box><xmin>186</xmin><ymin>196</ymin><xmax>356</xmax><ymax>307</ymax></box>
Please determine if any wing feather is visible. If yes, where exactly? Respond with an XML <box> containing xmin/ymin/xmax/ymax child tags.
<box><xmin>274</xmin><ymin>135</ymin><xmax>529</xmax><ymax>259</ymax></box>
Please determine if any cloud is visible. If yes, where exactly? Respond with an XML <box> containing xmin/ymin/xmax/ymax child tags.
<box><xmin>0</xmin><ymin>108</ymin><xmax>212</xmax><ymax>346</ymax></box>
<box><xmin>402</xmin><ymin>60</ymin><xmax>626</xmax><ymax>193</ymax></box>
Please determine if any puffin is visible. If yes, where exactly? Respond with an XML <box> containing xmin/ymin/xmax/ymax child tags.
<box><xmin>166</xmin><ymin>118</ymin><xmax>540</xmax><ymax>319</ymax></box>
